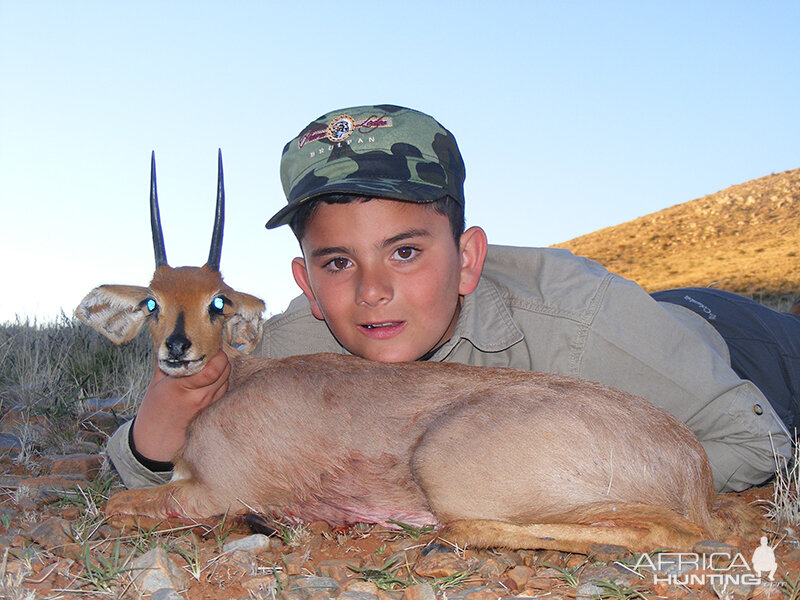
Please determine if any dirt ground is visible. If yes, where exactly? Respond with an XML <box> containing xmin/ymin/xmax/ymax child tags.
<box><xmin>2</xmin><ymin>448</ymin><xmax>800</xmax><ymax>600</ymax></box>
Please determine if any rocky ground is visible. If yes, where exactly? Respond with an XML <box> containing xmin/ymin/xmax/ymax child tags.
<box><xmin>1</xmin><ymin>398</ymin><xmax>800</xmax><ymax>600</ymax></box>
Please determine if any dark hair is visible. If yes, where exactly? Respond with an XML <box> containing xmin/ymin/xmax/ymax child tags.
<box><xmin>289</xmin><ymin>194</ymin><xmax>465</xmax><ymax>244</ymax></box>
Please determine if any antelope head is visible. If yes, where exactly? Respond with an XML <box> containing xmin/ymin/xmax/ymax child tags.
<box><xmin>75</xmin><ymin>151</ymin><xmax>266</xmax><ymax>376</ymax></box>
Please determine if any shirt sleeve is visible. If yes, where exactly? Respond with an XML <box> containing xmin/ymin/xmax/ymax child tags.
<box><xmin>106</xmin><ymin>420</ymin><xmax>174</xmax><ymax>489</ymax></box>
<box><xmin>578</xmin><ymin>274</ymin><xmax>791</xmax><ymax>492</ymax></box>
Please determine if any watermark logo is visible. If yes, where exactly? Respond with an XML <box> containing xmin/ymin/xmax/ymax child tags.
<box><xmin>634</xmin><ymin>537</ymin><xmax>778</xmax><ymax>587</ymax></box>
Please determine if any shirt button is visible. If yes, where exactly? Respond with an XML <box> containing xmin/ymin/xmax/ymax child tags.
<box><xmin>753</xmin><ymin>404</ymin><xmax>764</xmax><ymax>416</ymax></box>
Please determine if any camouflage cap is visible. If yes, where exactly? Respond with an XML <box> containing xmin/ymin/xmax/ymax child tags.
<box><xmin>266</xmin><ymin>104</ymin><xmax>465</xmax><ymax>229</ymax></box>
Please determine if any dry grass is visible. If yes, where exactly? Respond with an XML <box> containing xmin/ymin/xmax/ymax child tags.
<box><xmin>0</xmin><ymin>314</ymin><xmax>151</xmax><ymax>454</ymax></box>
<box><xmin>554</xmin><ymin>168</ymin><xmax>800</xmax><ymax>299</ymax></box>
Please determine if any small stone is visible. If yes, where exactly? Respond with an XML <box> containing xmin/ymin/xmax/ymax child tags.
<box><xmin>576</xmin><ymin>564</ymin><xmax>640</xmax><ymax>600</ymax></box>
<box><xmin>81</xmin><ymin>397</ymin><xmax>128</xmax><ymax>412</ymax></box>
<box><xmin>309</xmin><ymin>521</ymin><xmax>332</xmax><ymax>535</ymax></box>
<box><xmin>587</xmin><ymin>543</ymin><xmax>631</xmax><ymax>562</ymax></box>
<box><xmin>288</xmin><ymin>575</ymin><xmax>340</xmax><ymax>594</ymax></box>
<box><xmin>130</xmin><ymin>547</ymin><xmax>188</xmax><ymax>593</ymax></box>
<box><xmin>693</xmin><ymin>539</ymin><xmax>739</xmax><ymax>566</ymax></box>
<box><xmin>523</xmin><ymin>576</ymin><xmax>555</xmax><ymax>592</ymax></box>
<box><xmin>47</xmin><ymin>454</ymin><xmax>105</xmax><ymax>479</ymax></box>
<box><xmin>534</xmin><ymin>550</ymin><xmax>565</xmax><ymax>567</ymax></box>
<box><xmin>413</xmin><ymin>551</ymin><xmax>470</xmax><ymax>578</ymax></box>
<box><xmin>17</xmin><ymin>475</ymin><xmax>88</xmax><ymax>503</ymax></box>
<box><xmin>150</xmin><ymin>589</ymin><xmax>184</xmax><ymax>600</ymax></box>
<box><xmin>283</xmin><ymin>551</ymin><xmax>309</xmax><ymax>575</ymax></box>
<box><xmin>487</xmin><ymin>549</ymin><xmax>522</xmax><ymax>567</ymax></box>
<box><xmin>317</xmin><ymin>557</ymin><xmax>363</xmax><ymax>581</ymax></box>
<box><xmin>475</xmin><ymin>556</ymin><xmax>507</xmax><ymax>579</ymax></box>
<box><xmin>340</xmin><ymin>579</ymin><xmax>380</xmax><ymax>594</ymax></box>
<box><xmin>401</xmin><ymin>583</ymin><xmax>436</xmax><ymax>600</ymax></box>
<box><xmin>503</xmin><ymin>564</ymin><xmax>532</xmax><ymax>590</ymax></box>
<box><xmin>60</xmin><ymin>506</ymin><xmax>80</xmax><ymax>520</ymax></box>
<box><xmin>223</xmin><ymin>533</ymin><xmax>273</xmax><ymax>554</ymax></box>
<box><xmin>338</xmin><ymin>592</ymin><xmax>380</xmax><ymax>600</ymax></box>
<box><xmin>639</xmin><ymin>551</ymin><xmax>696</xmax><ymax>577</ymax></box>
<box><xmin>81</xmin><ymin>411</ymin><xmax>126</xmax><ymax>435</ymax></box>
<box><xmin>516</xmin><ymin>549</ymin><xmax>536</xmax><ymax>567</ymax></box>
<box><xmin>451</xmin><ymin>585</ymin><xmax>499</xmax><ymax>600</ymax></box>
<box><xmin>419</xmin><ymin>540</ymin><xmax>453</xmax><ymax>556</ymax></box>
<box><xmin>0</xmin><ymin>433</ymin><xmax>22</xmax><ymax>455</ymax></box>
<box><xmin>575</xmin><ymin>581</ymin><xmax>605</xmax><ymax>600</ymax></box>
<box><xmin>25</xmin><ymin>517</ymin><xmax>81</xmax><ymax>560</ymax></box>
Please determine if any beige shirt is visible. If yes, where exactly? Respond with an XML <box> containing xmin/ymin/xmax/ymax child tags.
<box><xmin>107</xmin><ymin>245</ymin><xmax>791</xmax><ymax>491</ymax></box>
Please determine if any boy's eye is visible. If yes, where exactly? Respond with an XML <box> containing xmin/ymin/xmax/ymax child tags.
<box><xmin>393</xmin><ymin>247</ymin><xmax>419</xmax><ymax>261</ymax></box>
<box><xmin>325</xmin><ymin>257</ymin><xmax>352</xmax><ymax>271</ymax></box>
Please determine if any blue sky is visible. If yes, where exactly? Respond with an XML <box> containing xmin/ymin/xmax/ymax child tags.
<box><xmin>1</xmin><ymin>1</ymin><xmax>798</xmax><ymax>323</ymax></box>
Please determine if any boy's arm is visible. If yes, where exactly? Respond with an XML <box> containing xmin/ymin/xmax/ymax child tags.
<box><xmin>106</xmin><ymin>351</ymin><xmax>231</xmax><ymax>488</ymax></box>
<box><xmin>580</xmin><ymin>275</ymin><xmax>791</xmax><ymax>492</ymax></box>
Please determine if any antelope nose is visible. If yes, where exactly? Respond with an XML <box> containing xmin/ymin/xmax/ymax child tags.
<box><xmin>165</xmin><ymin>333</ymin><xmax>191</xmax><ymax>359</ymax></box>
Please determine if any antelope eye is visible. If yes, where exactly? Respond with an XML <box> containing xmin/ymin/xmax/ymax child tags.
<box><xmin>144</xmin><ymin>298</ymin><xmax>157</xmax><ymax>313</ymax></box>
<box><xmin>209</xmin><ymin>296</ymin><xmax>226</xmax><ymax>315</ymax></box>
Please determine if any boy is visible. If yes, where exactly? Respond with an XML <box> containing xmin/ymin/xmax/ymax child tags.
<box><xmin>107</xmin><ymin>104</ymin><xmax>798</xmax><ymax>493</ymax></box>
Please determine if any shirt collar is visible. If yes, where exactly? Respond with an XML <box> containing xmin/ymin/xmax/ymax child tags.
<box><xmin>431</xmin><ymin>276</ymin><xmax>523</xmax><ymax>360</ymax></box>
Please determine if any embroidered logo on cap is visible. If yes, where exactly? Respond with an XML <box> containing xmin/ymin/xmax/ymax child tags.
<box><xmin>298</xmin><ymin>115</ymin><xmax>394</xmax><ymax>149</ymax></box>
<box><xmin>326</xmin><ymin>115</ymin><xmax>356</xmax><ymax>143</ymax></box>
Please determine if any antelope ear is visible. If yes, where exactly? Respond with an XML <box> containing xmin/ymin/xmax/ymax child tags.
<box><xmin>75</xmin><ymin>285</ymin><xmax>152</xmax><ymax>344</ymax></box>
<box><xmin>224</xmin><ymin>291</ymin><xmax>266</xmax><ymax>353</ymax></box>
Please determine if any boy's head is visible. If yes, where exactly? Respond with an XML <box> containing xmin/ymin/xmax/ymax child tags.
<box><xmin>267</xmin><ymin>105</ymin><xmax>487</xmax><ymax>362</ymax></box>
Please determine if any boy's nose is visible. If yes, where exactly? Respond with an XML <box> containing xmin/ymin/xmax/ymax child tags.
<box><xmin>356</xmin><ymin>266</ymin><xmax>393</xmax><ymax>307</ymax></box>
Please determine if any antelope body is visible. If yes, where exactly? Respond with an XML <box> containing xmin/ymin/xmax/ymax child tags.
<box><xmin>77</xmin><ymin>152</ymin><xmax>724</xmax><ymax>553</ymax></box>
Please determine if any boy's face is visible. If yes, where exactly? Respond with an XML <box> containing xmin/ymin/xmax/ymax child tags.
<box><xmin>292</xmin><ymin>199</ymin><xmax>486</xmax><ymax>362</ymax></box>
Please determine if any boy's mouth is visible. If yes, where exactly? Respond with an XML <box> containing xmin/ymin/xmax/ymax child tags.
<box><xmin>358</xmin><ymin>321</ymin><xmax>406</xmax><ymax>339</ymax></box>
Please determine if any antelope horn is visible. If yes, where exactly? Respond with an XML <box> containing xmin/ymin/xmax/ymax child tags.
<box><xmin>150</xmin><ymin>151</ymin><xmax>168</xmax><ymax>268</ymax></box>
<box><xmin>207</xmin><ymin>149</ymin><xmax>224</xmax><ymax>271</ymax></box>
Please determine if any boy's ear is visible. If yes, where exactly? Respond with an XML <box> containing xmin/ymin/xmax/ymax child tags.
<box><xmin>291</xmin><ymin>257</ymin><xmax>325</xmax><ymax>320</ymax></box>
<box><xmin>457</xmin><ymin>226</ymin><xmax>488</xmax><ymax>296</ymax></box>
<box><xmin>224</xmin><ymin>291</ymin><xmax>266</xmax><ymax>353</ymax></box>
<box><xmin>74</xmin><ymin>284</ymin><xmax>152</xmax><ymax>344</ymax></box>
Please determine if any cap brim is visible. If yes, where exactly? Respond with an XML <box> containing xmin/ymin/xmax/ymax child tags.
<box><xmin>265</xmin><ymin>179</ymin><xmax>454</xmax><ymax>229</ymax></box>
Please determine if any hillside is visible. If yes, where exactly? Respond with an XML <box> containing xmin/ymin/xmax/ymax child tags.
<box><xmin>554</xmin><ymin>168</ymin><xmax>800</xmax><ymax>296</ymax></box>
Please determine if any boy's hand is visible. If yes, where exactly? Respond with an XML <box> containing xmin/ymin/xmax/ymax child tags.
<box><xmin>131</xmin><ymin>350</ymin><xmax>231</xmax><ymax>464</ymax></box>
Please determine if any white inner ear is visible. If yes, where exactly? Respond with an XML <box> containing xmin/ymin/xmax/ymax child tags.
<box><xmin>225</xmin><ymin>311</ymin><xmax>264</xmax><ymax>353</ymax></box>
<box><xmin>222</xmin><ymin>291</ymin><xmax>265</xmax><ymax>353</ymax></box>
<box><xmin>75</xmin><ymin>285</ymin><xmax>150</xmax><ymax>344</ymax></box>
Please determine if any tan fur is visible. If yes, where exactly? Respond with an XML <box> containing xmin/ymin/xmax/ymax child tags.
<box><xmin>78</xmin><ymin>264</ymin><xmax>732</xmax><ymax>553</ymax></box>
